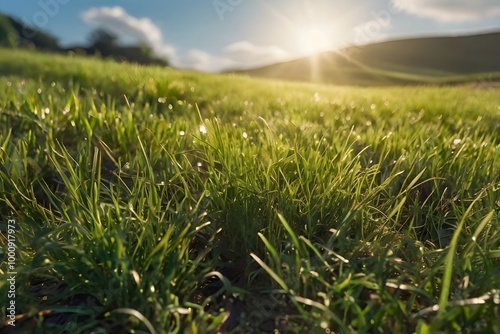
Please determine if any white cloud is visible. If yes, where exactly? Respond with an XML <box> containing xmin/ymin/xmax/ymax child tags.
<box><xmin>394</xmin><ymin>0</ymin><xmax>500</xmax><ymax>22</ymax></box>
<box><xmin>81</xmin><ymin>6</ymin><xmax>177</xmax><ymax>63</ymax></box>
<box><xmin>224</xmin><ymin>41</ymin><xmax>289</xmax><ymax>64</ymax></box>
<box><xmin>157</xmin><ymin>45</ymin><xmax>177</xmax><ymax>62</ymax></box>
<box><xmin>182</xmin><ymin>49</ymin><xmax>235</xmax><ymax>72</ymax></box>
<box><xmin>82</xmin><ymin>7</ymin><xmax>162</xmax><ymax>46</ymax></box>
<box><xmin>178</xmin><ymin>42</ymin><xmax>289</xmax><ymax>72</ymax></box>
<box><xmin>178</xmin><ymin>49</ymin><xmax>237</xmax><ymax>72</ymax></box>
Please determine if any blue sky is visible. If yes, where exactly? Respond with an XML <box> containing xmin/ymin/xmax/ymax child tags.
<box><xmin>1</xmin><ymin>0</ymin><xmax>500</xmax><ymax>71</ymax></box>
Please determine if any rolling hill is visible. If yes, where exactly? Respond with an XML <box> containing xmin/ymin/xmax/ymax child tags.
<box><xmin>239</xmin><ymin>32</ymin><xmax>500</xmax><ymax>86</ymax></box>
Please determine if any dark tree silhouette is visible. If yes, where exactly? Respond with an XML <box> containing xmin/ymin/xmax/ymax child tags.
<box><xmin>86</xmin><ymin>27</ymin><xmax>169</xmax><ymax>66</ymax></box>
<box><xmin>0</xmin><ymin>14</ymin><xmax>17</xmax><ymax>47</ymax></box>
<box><xmin>4</xmin><ymin>14</ymin><xmax>59</xmax><ymax>50</ymax></box>
<box><xmin>88</xmin><ymin>28</ymin><xmax>118</xmax><ymax>54</ymax></box>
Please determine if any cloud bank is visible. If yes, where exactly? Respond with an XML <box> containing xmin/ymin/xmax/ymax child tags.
<box><xmin>185</xmin><ymin>41</ymin><xmax>289</xmax><ymax>72</ymax></box>
<box><xmin>81</xmin><ymin>6</ymin><xmax>288</xmax><ymax>72</ymax></box>
<box><xmin>224</xmin><ymin>41</ymin><xmax>289</xmax><ymax>64</ymax></box>
<box><xmin>394</xmin><ymin>0</ymin><xmax>500</xmax><ymax>22</ymax></box>
<box><xmin>82</xmin><ymin>6</ymin><xmax>162</xmax><ymax>46</ymax></box>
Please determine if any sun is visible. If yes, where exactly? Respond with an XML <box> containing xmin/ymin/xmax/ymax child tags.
<box><xmin>296</xmin><ymin>25</ymin><xmax>331</xmax><ymax>54</ymax></box>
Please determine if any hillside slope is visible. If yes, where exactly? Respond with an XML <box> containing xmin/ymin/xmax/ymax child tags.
<box><xmin>240</xmin><ymin>32</ymin><xmax>500</xmax><ymax>85</ymax></box>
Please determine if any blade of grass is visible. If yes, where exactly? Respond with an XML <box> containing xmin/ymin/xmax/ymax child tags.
<box><xmin>438</xmin><ymin>189</ymin><xmax>487</xmax><ymax>313</ymax></box>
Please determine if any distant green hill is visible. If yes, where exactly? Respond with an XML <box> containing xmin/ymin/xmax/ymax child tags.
<box><xmin>239</xmin><ymin>32</ymin><xmax>500</xmax><ymax>86</ymax></box>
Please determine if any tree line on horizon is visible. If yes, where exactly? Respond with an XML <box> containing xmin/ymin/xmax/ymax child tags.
<box><xmin>0</xmin><ymin>12</ymin><xmax>169</xmax><ymax>67</ymax></box>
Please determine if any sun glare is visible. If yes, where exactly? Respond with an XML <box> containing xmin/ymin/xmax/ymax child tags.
<box><xmin>297</xmin><ymin>25</ymin><xmax>331</xmax><ymax>54</ymax></box>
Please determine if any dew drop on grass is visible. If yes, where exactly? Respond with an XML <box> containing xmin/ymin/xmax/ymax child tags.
<box><xmin>242</xmin><ymin>131</ymin><xmax>248</xmax><ymax>139</ymax></box>
<box><xmin>158</xmin><ymin>97</ymin><xmax>167</xmax><ymax>103</ymax></box>
<box><xmin>493</xmin><ymin>291</ymin><xmax>500</xmax><ymax>304</ymax></box>
<box><xmin>453</xmin><ymin>138</ymin><xmax>462</xmax><ymax>145</ymax></box>
<box><xmin>179</xmin><ymin>130</ymin><xmax>185</xmax><ymax>136</ymax></box>
<box><xmin>199</xmin><ymin>124</ymin><xmax>207</xmax><ymax>134</ymax></box>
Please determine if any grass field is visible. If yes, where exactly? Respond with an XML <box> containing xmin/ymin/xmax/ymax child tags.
<box><xmin>0</xmin><ymin>48</ymin><xmax>499</xmax><ymax>333</ymax></box>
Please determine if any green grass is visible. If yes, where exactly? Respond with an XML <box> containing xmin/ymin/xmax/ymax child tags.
<box><xmin>0</xmin><ymin>48</ymin><xmax>499</xmax><ymax>333</ymax></box>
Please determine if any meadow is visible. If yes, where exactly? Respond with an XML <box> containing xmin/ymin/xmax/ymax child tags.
<box><xmin>0</xmin><ymin>48</ymin><xmax>499</xmax><ymax>333</ymax></box>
